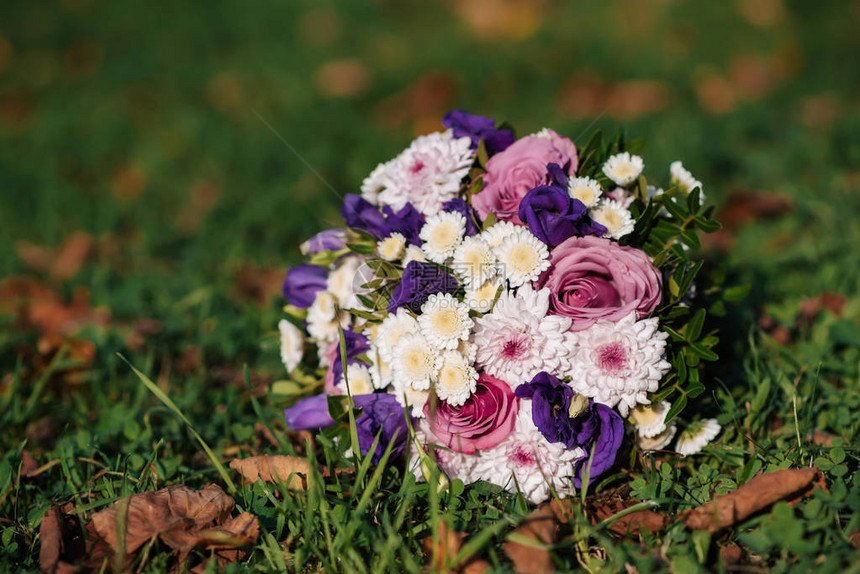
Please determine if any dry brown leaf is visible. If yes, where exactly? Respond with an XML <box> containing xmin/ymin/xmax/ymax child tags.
<box><xmin>681</xmin><ymin>467</ymin><xmax>820</xmax><ymax>533</ymax></box>
<box><xmin>39</xmin><ymin>505</ymin><xmax>85</xmax><ymax>573</ymax></box>
<box><xmin>503</xmin><ymin>504</ymin><xmax>557</xmax><ymax>574</ymax></box>
<box><xmin>233</xmin><ymin>263</ymin><xmax>284</xmax><ymax>307</ymax></box>
<box><xmin>811</xmin><ymin>429</ymin><xmax>838</xmax><ymax>447</ymax></box>
<box><xmin>704</xmin><ymin>189</ymin><xmax>793</xmax><ymax>252</ymax></box>
<box><xmin>556</xmin><ymin>76</ymin><xmax>670</xmax><ymax>120</ymax></box>
<box><xmin>314</xmin><ymin>59</ymin><xmax>370</xmax><ymax>98</ymax></box>
<box><xmin>372</xmin><ymin>71</ymin><xmax>456</xmax><ymax>131</ymax></box>
<box><xmin>90</xmin><ymin>484</ymin><xmax>235</xmax><ymax>557</ymax></box>
<box><xmin>230</xmin><ymin>455</ymin><xmax>311</xmax><ymax>489</ymax></box>
<box><xmin>553</xmin><ymin>488</ymin><xmax>668</xmax><ymax>538</ymax></box>
<box><xmin>421</xmin><ymin>521</ymin><xmax>490</xmax><ymax>574</ymax></box>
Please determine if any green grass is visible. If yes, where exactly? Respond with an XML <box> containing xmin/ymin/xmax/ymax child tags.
<box><xmin>1</xmin><ymin>0</ymin><xmax>860</xmax><ymax>571</ymax></box>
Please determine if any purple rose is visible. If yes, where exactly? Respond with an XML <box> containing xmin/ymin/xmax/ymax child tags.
<box><xmin>442</xmin><ymin>110</ymin><xmax>515</xmax><ymax>155</ymax></box>
<box><xmin>536</xmin><ymin>236</ymin><xmax>662</xmax><ymax>330</ymax></box>
<box><xmin>353</xmin><ymin>393</ymin><xmax>409</xmax><ymax>464</ymax></box>
<box><xmin>425</xmin><ymin>372</ymin><xmax>518</xmax><ymax>454</ymax></box>
<box><xmin>471</xmin><ymin>130</ymin><xmax>578</xmax><ymax>225</ymax></box>
<box><xmin>324</xmin><ymin>330</ymin><xmax>371</xmax><ymax>395</ymax></box>
<box><xmin>518</xmin><ymin>163</ymin><xmax>607</xmax><ymax>247</ymax></box>
<box><xmin>300</xmin><ymin>229</ymin><xmax>347</xmax><ymax>255</ymax></box>
<box><xmin>387</xmin><ymin>261</ymin><xmax>459</xmax><ymax>314</ymax></box>
<box><xmin>514</xmin><ymin>371</ymin><xmax>624</xmax><ymax>487</ymax></box>
<box><xmin>284</xmin><ymin>393</ymin><xmax>335</xmax><ymax>430</ymax></box>
<box><xmin>282</xmin><ymin>264</ymin><xmax>328</xmax><ymax>308</ymax></box>
<box><xmin>571</xmin><ymin>402</ymin><xmax>624</xmax><ymax>488</ymax></box>
<box><xmin>442</xmin><ymin>197</ymin><xmax>479</xmax><ymax>236</ymax></box>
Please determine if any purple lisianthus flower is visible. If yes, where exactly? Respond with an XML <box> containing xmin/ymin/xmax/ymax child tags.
<box><xmin>282</xmin><ymin>264</ymin><xmax>328</xmax><ymax>308</ymax></box>
<box><xmin>442</xmin><ymin>110</ymin><xmax>515</xmax><ymax>155</ymax></box>
<box><xmin>515</xmin><ymin>371</ymin><xmax>624</xmax><ymax>487</ymax></box>
<box><xmin>353</xmin><ymin>393</ymin><xmax>410</xmax><ymax>464</ymax></box>
<box><xmin>387</xmin><ymin>261</ymin><xmax>459</xmax><ymax>314</ymax></box>
<box><xmin>518</xmin><ymin>163</ymin><xmax>607</xmax><ymax>247</ymax></box>
<box><xmin>284</xmin><ymin>393</ymin><xmax>335</xmax><ymax>430</ymax></box>
<box><xmin>442</xmin><ymin>197</ymin><xmax>479</xmax><ymax>236</ymax></box>
<box><xmin>330</xmin><ymin>329</ymin><xmax>371</xmax><ymax>389</ymax></box>
<box><xmin>300</xmin><ymin>229</ymin><xmax>347</xmax><ymax>255</ymax></box>
<box><xmin>570</xmin><ymin>402</ymin><xmax>624</xmax><ymax>488</ymax></box>
<box><xmin>381</xmin><ymin>203</ymin><xmax>425</xmax><ymax>246</ymax></box>
<box><xmin>342</xmin><ymin>194</ymin><xmax>390</xmax><ymax>239</ymax></box>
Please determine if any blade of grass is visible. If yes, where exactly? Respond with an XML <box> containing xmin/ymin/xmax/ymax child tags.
<box><xmin>118</xmin><ymin>354</ymin><xmax>236</xmax><ymax>494</ymax></box>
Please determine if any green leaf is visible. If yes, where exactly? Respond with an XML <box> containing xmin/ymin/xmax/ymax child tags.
<box><xmin>686</xmin><ymin>309</ymin><xmax>706</xmax><ymax>341</ymax></box>
<box><xmin>688</xmin><ymin>341</ymin><xmax>719</xmax><ymax>361</ymax></box>
<box><xmin>665</xmin><ymin>394</ymin><xmax>687</xmax><ymax>421</ymax></box>
<box><xmin>693</xmin><ymin>215</ymin><xmax>722</xmax><ymax>233</ymax></box>
<box><xmin>687</xmin><ymin>188</ymin><xmax>701</xmax><ymax>214</ymax></box>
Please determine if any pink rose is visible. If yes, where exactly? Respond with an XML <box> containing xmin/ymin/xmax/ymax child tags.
<box><xmin>472</xmin><ymin>130</ymin><xmax>578</xmax><ymax>224</ymax></box>
<box><xmin>425</xmin><ymin>372</ymin><xmax>518</xmax><ymax>454</ymax></box>
<box><xmin>536</xmin><ymin>236</ymin><xmax>662</xmax><ymax>330</ymax></box>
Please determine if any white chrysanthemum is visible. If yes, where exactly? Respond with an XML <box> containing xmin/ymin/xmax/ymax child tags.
<box><xmin>336</xmin><ymin>363</ymin><xmax>375</xmax><ymax>395</ymax></box>
<box><xmin>420</xmin><ymin>211</ymin><xmax>466</xmax><ymax>263</ymax></box>
<box><xmin>568</xmin><ymin>176</ymin><xmax>603</xmax><ymax>208</ymax></box>
<box><xmin>629</xmin><ymin>401</ymin><xmax>671</xmax><ymax>438</ymax></box>
<box><xmin>435</xmin><ymin>442</ymin><xmax>480</xmax><ymax>485</ymax></box>
<box><xmin>392</xmin><ymin>376</ymin><xmax>430</xmax><ymax>418</ymax></box>
<box><xmin>675</xmin><ymin>419</ymin><xmax>721</xmax><ymax>456</ymax></box>
<box><xmin>369</xmin><ymin>354</ymin><xmax>392</xmax><ymax>390</ymax></box>
<box><xmin>327</xmin><ymin>255</ymin><xmax>363</xmax><ymax>309</ymax></box>
<box><xmin>278</xmin><ymin>319</ymin><xmax>304</xmax><ymax>372</ymax></box>
<box><xmin>456</xmin><ymin>339</ymin><xmax>477</xmax><ymax>364</ymax></box>
<box><xmin>637</xmin><ymin>424</ymin><xmax>677</xmax><ymax>451</ymax></box>
<box><xmin>602</xmin><ymin>152</ymin><xmax>644</xmax><ymax>186</ymax></box>
<box><xmin>434</xmin><ymin>350</ymin><xmax>478</xmax><ymax>406</ymax></box>
<box><xmin>494</xmin><ymin>228</ymin><xmax>550</xmax><ymax>287</ymax></box>
<box><xmin>533</xmin><ymin>127</ymin><xmax>553</xmax><ymax>139</ymax></box>
<box><xmin>464</xmin><ymin>277</ymin><xmax>501</xmax><ymax>313</ymax></box>
<box><xmin>376</xmin><ymin>232</ymin><xmax>406</xmax><ymax>261</ymax></box>
<box><xmin>480</xmin><ymin>221</ymin><xmax>519</xmax><ymax>249</ymax></box>
<box><xmin>473</xmin><ymin>285</ymin><xmax>574</xmax><ymax>387</ymax></box>
<box><xmin>473</xmin><ymin>404</ymin><xmax>583</xmax><ymax>504</ymax></box>
<box><xmin>401</xmin><ymin>244</ymin><xmax>427</xmax><ymax>266</ymax></box>
<box><xmin>590</xmin><ymin>199</ymin><xmax>635</xmax><ymax>240</ymax></box>
<box><xmin>306</xmin><ymin>291</ymin><xmax>350</xmax><ymax>344</ymax></box>
<box><xmin>391</xmin><ymin>331</ymin><xmax>437</xmax><ymax>391</ymax></box>
<box><xmin>451</xmin><ymin>235</ymin><xmax>497</xmax><ymax>288</ymax></box>
<box><xmin>567</xmin><ymin>313</ymin><xmax>671</xmax><ymax>416</ymax></box>
<box><xmin>361</xmin><ymin>160</ymin><xmax>391</xmax><ymax>203</ymax></box>
<box><xmin>418</xmin><ymin>293</ymin><xmax>474</xmax><ymax>350</ymax></box>
<box><xmin>670</xmin><ymin>161</ymin><xmax>704</xmax><ymax>199</ymax></box>
<box><xmin>376</xmin><ymin>131</ymin><xmax>474</xmax><ymax>215</ymax></box>
<box><xmin>376</xmin><ymin>307</ymin><xmax>420</xmax><ymax>364</ymax></box>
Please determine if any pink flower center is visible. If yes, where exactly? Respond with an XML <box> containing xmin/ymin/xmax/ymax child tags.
<box><xmin>409</xmin><ymin>159</ymin><xmax>426</xmax><ymax>174</ymax></box>
<box><xmin>595</xmin><ymin>342</ymin><xmax>628</xmax><ymax>373</ymax></box>
<box><xmin>501</xmin><ymin>334</ymin><xmax>530</xmax><ymax>360</ymax></box>
<box><xmin>511</xmin><ymin>445</ymin><xmax>535</xmax><ymax>467</ymax></box>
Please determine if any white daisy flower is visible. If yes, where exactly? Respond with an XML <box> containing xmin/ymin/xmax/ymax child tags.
<box><xmin>675</xmin><ymin>419</ymin><xmax>721</xmax><ymax>456</ymax></box>
<box><xmin>473</xmin><ymin>403</ymin><xmax>583</xmax><ymax>504</ymax></box>
<box><xmin>493</xmin><ymin>228</ymin><xmax>550</xmax><ymax>287</ymax></box>
<box><xmin>456</xmin><ymin>338</ymin><xmax>477</xmax><ymax>364</ymax></box>
<box><xmin>590</xmin><ymin>199</ymin><xmax>635</xmax><ymax>240</ymax></box>
<box><xmin>278</xmin><ymin>319</ymin><xmax>304</xmax><ymax>372</ymax></box>
<box><xmin>670</xmin><ymin>161</ymin><xmax>704</xmax><ymax>199</ymax></box>
<box><xmin>418</xmin><ymin>293</ymin><xmax>474</xmax><ymax>350</ymax></box>
<box><xmin>420</xmin><ymin>211</ymin><xmax>466</xmax><ymax>264</ymax></box>
<box><xmin>376</xmin><ymin>232</ymin><xmax>406</xmax><ymax>261</ymax></box>
<box><xmin>368</xmin><ymin>354</ymin><xmax>392</xmax><ymax>390</ymax></box>
<box><xmin>361</xmin><ymin>160</ymin><xmax>391</xmax><ymax>203</ymax></box>
<box><xmin>567</xmin><ymin>313</ymin><xmax>671</xmax><ymax>416</ymax></box>
<box><xmin>327</xmin><ymin>255</ymin><xmax>363</xmax><ymax>309</ymax></box>
<box><xmin>451</xmin><ymin>235</ymin><xmax>497</xmax><ymax>288</ymax></box>
<box><xmin>480</xmin><ymin>221</ymin><xmax>519</xmax><ymax>249</ymax></box>
<box><xmin>391</xmin><ymin>331</ymin><xmax>437</xmax><ymax>391</ymax></box>
<box><xmin>473</xmin><ymin>285</ymin><xmax>574</xmax><ymax>387</ymax></box>
<box><xmin>306</xmin><ymin>291</ymin><xmax>350</xmax><ymax>344</ymax></box>
<box><xmin>533</xmin><ymin>127</ymin><xmax>553</xmax><ymax>139</ymax></box>
<box><xmin>375</xmin><ymin>307</ymin><xmax>420</xmax><ymax>364</ymax></box>
<box><xmin>464</xmin><ymin>277</ymin><xmax>502</xmax><ymax>313</ymax></box>
<box><xmin>602</xmin><ymin>152</ymin><xmax>644</xmax><ymax>186</ymax></box>
<box><xmin>392</xmin><ymin>377</ymin><xmax>430</xmax><ymax>418</ymax></box>
<box><xmin>336</xmin><ymin>363</ymin><xmax>374</xmax><ymax>396</ymax></box>
<box><xmin>629</xmin><ymin>401</ymin><xmax>671</xmax><ymax>438</ymax></box>
<box><xmin>377</xmin><ymin>131</ymin><xmax>474</xmax><ymax>216</ymax></box>
<box><xmin>568</xmin><ymin>176</ymin><xmax>603</xmax><ymax>207</ymax></box>
<box><xmin>637</xmin><ymin>424</ymin><xmax>677</xmax><ymax>451</ymax></box>
<box><xmin>401</xmin><ymin>244</ymin><xmax>427</xmax><ymax>266</ymax></box>
<box><xmin>434</xmin><ymin>350</ymin><xmax>478</xmax><ymax>406</ymax></box>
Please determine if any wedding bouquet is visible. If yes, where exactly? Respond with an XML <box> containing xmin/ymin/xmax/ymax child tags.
<box><xmin>277</xmin><ymin>111</ymin><xmax>722</xmax><ymax>504</ymax></box>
